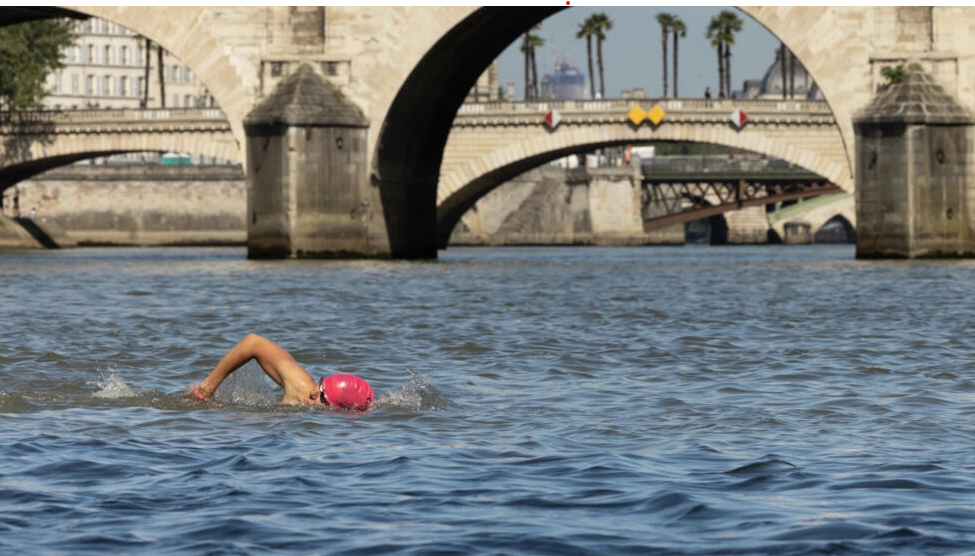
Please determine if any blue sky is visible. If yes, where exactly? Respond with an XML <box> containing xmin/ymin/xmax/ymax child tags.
<box><xmin>497</xmin><ymin>6</ymin><xmax>782</xmax><ymax>100</ymax></box>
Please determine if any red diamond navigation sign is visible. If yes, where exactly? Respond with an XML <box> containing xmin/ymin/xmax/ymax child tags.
<box><xmin>729</xmin><ymin>108</ymin><xmax>748</xmax><ymax>129</ymax></box>
<box><xmin>544</xmin><ymin>109</ymin><xmax>562</xmax><ymax>130</ymax></box>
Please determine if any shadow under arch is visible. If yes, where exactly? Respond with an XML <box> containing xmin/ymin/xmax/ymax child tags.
<box><xmin>681</xmin><ymin>196</ymin><xmax>730</xmax><ymax>246</ymax></box>
<box><xmin>0</xmin><ymin>152</ymin><xmax>128</xmax><ymax>192</ymax></box>
<box><xmin>437</xmin><ymin>143</ymin><xmax>615</xmax><ymax>249</ymax></box>
<box><xmin>813</xmin><ymin>214</ymin><xmax>856</xmax><ymax>243</ymax></box>
<box><xmin>0</xmin><ymin>150</ymin><xmax>241</xmax><ymax>194</ymax></box>
<box><xmin>374</xmin><ymin>6</ymin><xmax>563</xmax><ymax>258</ymax></box>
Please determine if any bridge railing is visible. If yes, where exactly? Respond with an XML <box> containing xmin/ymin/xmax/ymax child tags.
<box><xmin>456</xmin><ymin>98</ymin><xmax>833</xmax><ymax>116</ymax></box>
<box><xmin>0</xmin><ymin>107</ymin><xmax>227</xmax><ymax>125</ymax></box>
<box><xmin>641</xmin><ymin>154</ymin><xmax>812</xmax><ymax>174</ymax></box>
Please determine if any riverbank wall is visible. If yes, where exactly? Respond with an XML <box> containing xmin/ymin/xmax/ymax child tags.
<box><xmin>10</xmin><ymin>164</ymin><xmax>708</xmax><ymax>248</ymax></box>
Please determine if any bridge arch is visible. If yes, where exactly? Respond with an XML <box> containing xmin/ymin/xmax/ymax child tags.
<box><xmin>814</xmin><ymin>214</ymin><xmax>856</xmax><ymax>243</ymax></box>
<box><xmin>55</xmin><ymin>7</ymin><xmax>247</xmax><ymax>156</ymax></box>
<box><xmin>373</xmin><ymin>6</ymin><xmax>561</xmax><ymax>257</ymax></box>
<box><xmin>0</xmin><ymin>129</ymin><xmax>237</xmax><ymax>190</ymax></box>
<box><xmin>768</xmin><ymin>193</ymin><xmax>856</xmax><ymax>242</ymax></box>
<box><xmin>435</xmin><ymin>123</ymin><xmax>848</xmax><ymax>246</ymax></box>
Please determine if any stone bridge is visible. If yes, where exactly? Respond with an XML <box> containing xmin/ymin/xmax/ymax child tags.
<box><xmin>0</xmin><ymin>99</ymin><xmax>850</xmax><ymax>245</ymax></box>
<box><xmin>0</xmin><ymin>108</ymin><xmax>236</xmax><ymax>189</ymax></box>
<box><xmin>441</xmin><ymin>98</ymin><xmax>848</xmax><ymax>246</ymax></box>
<box><xmin>2</xmin><ymin>5</ymin><xmax>973</xmax><ymax>257</ymax></box>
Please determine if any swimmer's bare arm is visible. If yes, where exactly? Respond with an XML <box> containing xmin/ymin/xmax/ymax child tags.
<box><xmin>193</xmin><ymin>334</ymin><xmax>320</xmax><ymax>404</ymax></box>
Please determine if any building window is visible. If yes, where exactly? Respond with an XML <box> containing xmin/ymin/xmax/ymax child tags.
<box><xmin>172</xmin><ymin>94</ymin><xmax>179</xmax><ymax>107</ymax></box>
<box><xmin>182</xmin><ymin>67</ymin><xmax>191</xmax><ymax>82</ymax></box>
<box><xmin>120</xmin><ymin>76</ymin><xmax>128</xmax><ymax>97</ymax></box>
<box><xmin>324</xmin><ymin>61</ymin><xmax>338</xmax><ymax>76</ymax></box>
<box><xmin>121</xmin><ymin>46</ymin><xmax>128</xmax><ymax>65</ymax></box>
<box><xmin>53</xmin><ymin>73</ymin><xmax>62</xmax><ymax>94</ymax></box>
<box><xmin>136</xmin><ymin>77</ymin><xmax>144</xmax><ymax>99</ymax></box>
<box><xmin>184</xmin><ymin>94</ymin><xmax>192</xmax><ymax>107</ymax></box>
<box><xmin>86</xmin><ymin>74</ymin><xmax>93</xmax><ymax>95</ymax></box>
<box><xmin>104</xmin><ymin>45</ymin><xmax>111</xmax><ymax>65</ymax></box>
<box><xmin>102</xmin><ymin>75</ymin><xmax>111</xmax><ymax>96</ymax></box>
<box><xmin>270</xmin><ymin>61</ymin><xmax>286</xmax><ymax>77</ymax></box>
<box><xmin>71</xmin><ymin>74</ymin><xmax>79</xmax><ymax>94</ymax></box>
<box><xmin>87</xmin><ymin>45</ymin><xmax>95</xmax><ymax>64</ymax></box>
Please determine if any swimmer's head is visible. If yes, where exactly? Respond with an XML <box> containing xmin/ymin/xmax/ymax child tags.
<box><xmin>320</xmin><ymin>373</ymin><xmax>374</xmax><ymax>411</ymax></box>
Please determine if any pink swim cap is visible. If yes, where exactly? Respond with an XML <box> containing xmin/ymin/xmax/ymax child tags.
<box><xmin>321</xmin><ymin>373</ymin><xmax>374</xmax><ymax>411</ymax></box>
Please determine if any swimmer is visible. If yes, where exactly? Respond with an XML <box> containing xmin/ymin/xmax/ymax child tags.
<box><xmin>189</xmin><ymin>333</ymin><xmax>373</xmax><ymax>411</ymax></box>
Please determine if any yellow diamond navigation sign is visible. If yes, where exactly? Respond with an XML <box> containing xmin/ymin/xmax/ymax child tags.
<box><xmin>627</xmin><ymin>106</ymin><xmax>647</xmax><ymax>126</ymax></box>
<box><xmin>647</xmin><ymin>105</ymin><xmax>666</xmax><ymax>125</ymax></box>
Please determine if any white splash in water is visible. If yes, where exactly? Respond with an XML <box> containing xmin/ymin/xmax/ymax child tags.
<box><xmin>89</xmin><ymin>369</ymin><xmax>139</xmax><ymax>399</ymax></box>
<box><xmin>376</xmin><ymin>371</ymin><xmax>448</xmax><ymax>411</ymax></box>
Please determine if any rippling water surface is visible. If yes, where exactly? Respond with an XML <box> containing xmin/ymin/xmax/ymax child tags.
<box><xmin>3</xmin><ymin>245</ymin><xmax>975</xmax><ymax>555</ymax></box>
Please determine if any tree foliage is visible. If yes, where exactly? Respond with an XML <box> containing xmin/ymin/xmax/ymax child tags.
<box><xmin>881</xmin><ymin>64</ymin><xmax>905</xmax><ymax>85</ymax></box>
<box><xmin>589</xmin><ymin>13</ymin><xmax>613</xmax><ymax>98</ymax></box>
<box><xmin>521</xmin><ymin>26</ymin><xmax>544</xmax><ymax>100</ymax></box>
<box><xmin>655</xmin><ymin>13</ymin><xmax>674</xmax><ymax>98</ymax></box>
<box><xmin>669</xmin><ymin>15</ymin><xmax>686</xmax><ymax>98</ymax></box>
<box><xmin>0</xmin><ymin>18</ymin><xmax>75</xmax><ymax>113</ymax></box>
<box><xmin>576</xmin><ymin>18</ymin><xmax>597</xmax><ymax>99</ymax></box>
<box><xmin>706</xmin><ymin>11</ymin><xmax>743</xmax><ymax>98</ymax></box>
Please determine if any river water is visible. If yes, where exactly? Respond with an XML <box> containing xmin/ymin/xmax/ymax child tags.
<box><xmin>2</xmin><ymin>245</ymin><xmax>974</xmax><ymax>555</ymax></box>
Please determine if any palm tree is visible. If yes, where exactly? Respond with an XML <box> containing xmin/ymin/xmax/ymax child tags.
<box><xmin>788</xmin><ymin>48</ymin><xmax>796</xmax><ymax>99</ymax></box>
<box><xmin>521</xmin><ymin>26</ymin><xmax>545</xmax><ymax>100</ymax></box>
<box><xmin>157</xmin><ymin>44</ymin><xmax>166</xmax><ymax>108</ymax></box>
<box><xmin>670</xmin><ymin>16</ymin><xmax>686</xmax><ymax>98</ymax></box>
<box><xmin>521</xmin><ymin>32</ymin><xmax>532</xmax><ymax>100</ymax></box>
<box><xmin>706</xmin><ymin>15</ymin><xmax>724</xmax><ymax>97</ymax></box>
<box><xmin>779</xmin><ymin>42</ymin><xmax>787</xmax><ymax>99</ymax></box>
<box><xmin>134</xmin><ymin>35</ymin><xmax>167</xmax><ymax>108</ymax></box>
<box><xmin>134</xmin><ymin>35</ymin><xmax>151</xmax><ymax>108</ymax></box>
<box><xmin>655</xmin><ymin>13</ymin><xmax>673</xmax><ymax>98</ymax></box>
<box><xmin>719</xmin><ymin>11</ymin><xmax>743</xmax><ymax>98</ymax></box>
<box><xmin>590</xmin><ymin>13</ymin><xmax>613</xmax><ymax>98</ymax></box>
<box><xmin>576</xmin><ymin>18</ymin><xmax>597</xmax><ymax>99</ymax></box>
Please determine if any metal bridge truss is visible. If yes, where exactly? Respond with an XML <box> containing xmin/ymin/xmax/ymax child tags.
<box><xmin>641</xmin><ymin>177</ymin><xmax>844</xmax><ymax>231</ymax></box>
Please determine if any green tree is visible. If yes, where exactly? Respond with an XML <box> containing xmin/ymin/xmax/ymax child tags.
<box><xmin>0</xmin><ymin>19</ymin><xmax>75</xmax><ymax>113</ymax></box>
<box><xmin>719</xmin><ymin>11</ymin><xmax>743</xmax><ymax>98</ymax></box>
<box><xmin>576</xmin><ymin>17</ymin><xmax>597</xmax><ymax>99</ymax></box>
<box><xmin>789</xmin><ymin>47</ymin><xmax>796</xmax><ymax>98</ymax></box>
<box><xmin>779</xmin><ymin>42</ymin><xmax>787</xmax><ymax>99</ymax></box>
<box><xmin>134</xmin><ymin>34</ymin><xmax>152</xmax><ymax>108</ymax></box>
<box><xmin>590</xmin><ymin>12</ymin><xmax>613</xmax><ymax>98</ymax></box>
<box><xmin>521</xmin><ymin>26</ymin><xmax>544</xmax><ymax>100</ymax></box>
<box><xmin>705</xmin><ymin>15</ymin><xmax>725</xmax><ymax>97</ymax></box>
<box><xmin>706</xmin><ymin>11</ymin><xmax>743</xmax><ymax>98</ymax></box>
<box><xmin>143</xmin><ymin>37</ymin><xmax>152</xmax><ymax>107</ymax></box>
<box><xmin>157</xmin><ymin>42</ymin><xmax>166</xmax><ymax>108</ymax></box>
<box><xmin>655</xmin><ymin>13</ymin><xmax>673</xmax><ymax>98</ymax></box>
<box><xmin>670</xmin><ymin>15</ymin><xmax>686</xmax><ymax>98</ymax></box>
<box><xmin>134</xmin><ymin>33</ymin><xmax>166</xmax><ymax>108</ymax></box>
<box><xmin>881</xmin><ymin>64</ymin><xmax>905</xmax><ymax>85</ymax></box>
